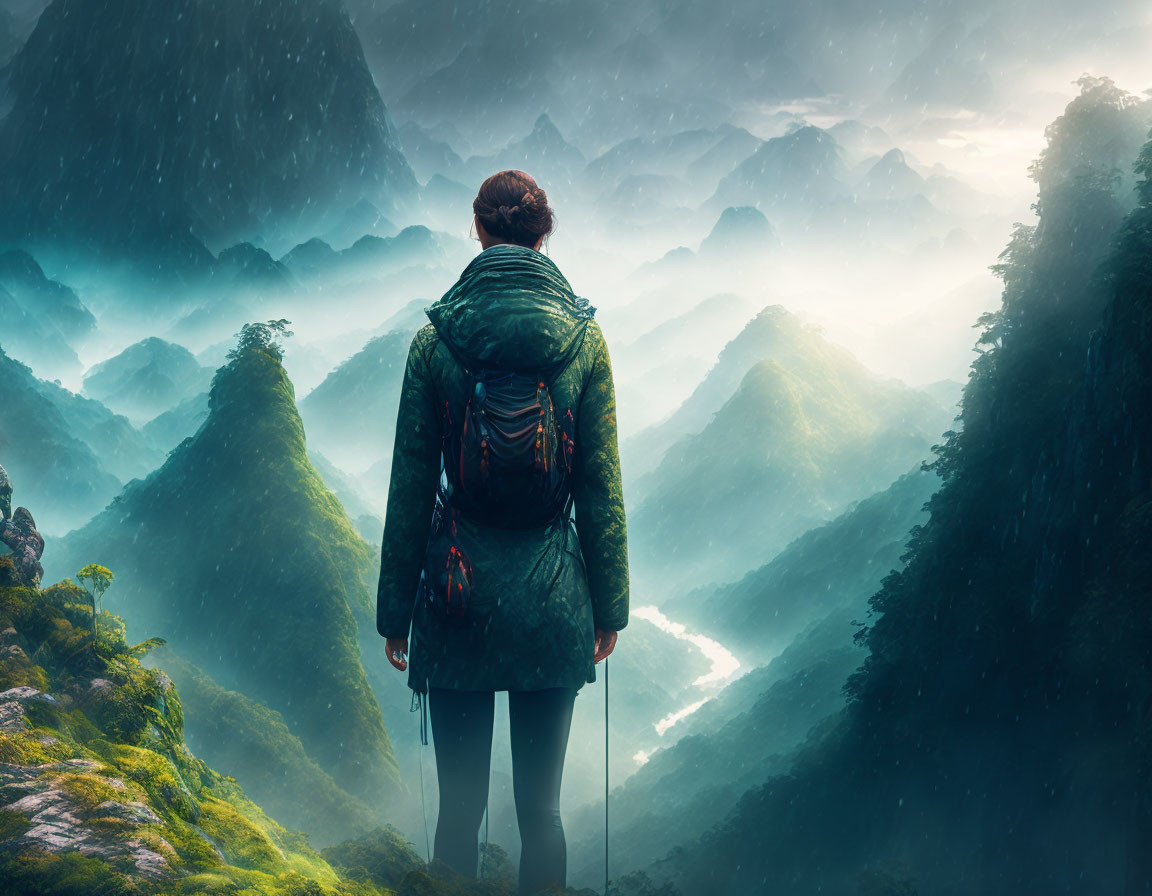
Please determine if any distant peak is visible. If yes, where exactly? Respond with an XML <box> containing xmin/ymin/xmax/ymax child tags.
<box><xmin>529</xmin><ymin>112</ymin><xmax>568</xmax><ymax>145</ymax></box>
<box><xmin>700</xmin><ymin>205</ymin><xmax>778</xmax><ymax>255</ymax></box>
<box><xmin>0</xmin><ymin>248</ymin><xmax>44</xmax><ymax>279</ymax></box>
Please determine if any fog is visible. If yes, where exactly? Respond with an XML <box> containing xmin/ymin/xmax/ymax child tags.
<box><xmin>2</xmin><ymin>0</ymin><xmax>1150</xmax><ymax>892</ymax></box>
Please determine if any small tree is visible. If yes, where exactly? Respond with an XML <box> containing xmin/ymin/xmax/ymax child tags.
<box><xmin>76</xmin><ymin>564</ymin><xmax>113</xmax><ymax>643</ymax></box>
<box><xmin>226</xmin><ymin>319</ymin><xmax>294</xmax><ymax>363</ymax></box>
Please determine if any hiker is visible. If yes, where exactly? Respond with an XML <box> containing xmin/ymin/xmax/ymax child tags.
<box><xmin>376</xmin><ymin>169</ymin><xmax>629</xmax><ymax>896</ymax></box>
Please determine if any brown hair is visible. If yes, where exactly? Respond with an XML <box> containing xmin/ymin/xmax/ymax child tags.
<box><xmin>472</xmin><ymin>170</ymin><xmax>555</xmax><ymax>248</ymax></box>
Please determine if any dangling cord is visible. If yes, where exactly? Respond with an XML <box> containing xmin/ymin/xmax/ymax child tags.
<box><xmin>604</xmin><ymin>655</ymin><xmax>610</xmax><ymax>896</ymax></box>
<box><xmin>412</xmin><ymin>688</ymin><xmax>431</xmax><ymax>863</ymax></box>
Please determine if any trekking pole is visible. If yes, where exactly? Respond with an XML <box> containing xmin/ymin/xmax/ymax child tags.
<box><xmin>604</xmin><ymin>654</ymin><xmax>610</xmax><ymax>896</ymax></box>
<box><xmin>481</xmin><ymin>799</ymin><xmax>489</xmax><ymax>879</ymax></box>
<box><xmin>412</xmin><ymin>689</ymin><xmax>431</xmax><ymax>863</ymax></box>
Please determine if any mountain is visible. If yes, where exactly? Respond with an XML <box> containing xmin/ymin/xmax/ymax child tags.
<box><xmin>298</xmin><ymin>329</ymin><xmax>414</xmax><ymax>475</ymax></box>
<box><xmin>0</xmin><ymin>348</ymin><xmax>126</xmax><ymax>535</ymax></box>
<box><xmin>463</xmin><ymin>112</ymin><xmax>587</xmax><ymax>189</ymax></box>
<box><xmin>0</xmin><ymin>0</ymin><xmax>42</xmax><ymax>65</ymax></box>
<box><xmin>581</xmin><ymin>125</ymin><xmax>747</xmax><ymax>198</ymax></box>
<box><xmin>280</xmin><ymin>225</ymin><xmax>473</xmax><ymax>288</ymax></box>
<box><xmin>568</xmin><ymin>472</ymin><xmax>940</xmax><ymax>881</ymax></box>
<box><xmin>82</xmin><ymin>337</ymin><xmax>214</xmax><ymax>424</ymax></box>
<box><xmin>571</xmin><ymin>609</ymin><xmax>865</xmax><ymax>884</ymax></box>
<box><xmin>684</xmin><ymin>126</ymin><xmax>764</xmax><ymax>191</ymax></box>
<box><xmin>0</xmin><ymin>560</ymin><xmax>412</xmax><ymax>891</ymax></box>
<box><xmin>323</xmin><ymin>199</ymin><xmax>398</xmax><ymax>252</ymax></box>
<box><xmin>23</xmin><ymin>371</ymin><xmax>164</xmax><ymax>487</ymax></box>
<box><xmin>0</xmin><ymin>284</ymin><xmax>82</xmax><ymax>382</ymax></box>
<box><xmin>212</xmin><ymin>243</ymin><xmax>298</xmax><ymax>293</ymax></box>
<box><xmin>47</xmin><ymin>334</ymin><xmax>403</xmax><ymax>840</ymax></box>
<box><xmin>825</xmin><ymin>119</ymin><xmax>893</xmax><ymax>165</ymax></box>
<box><xmin>308</xmin><ymin>450</ymin><xmax>385</xmax><ymax>545</ymax></box>
<box><xmin>625</xmin><ymin>304</ymin><xmax>938</xmax><ymax>480</ymax></box>
<box><xmin>705</xmin><ymin>125</ymin><xmax>850</xmax><ymax>229</ymax></box>
<box><xmin>660</xmin><ymin>74</ymin><xmax>1152</xmax><ymax>896</ymax></box>
<box><xmin>613</xmin><ymin>292</ymin><xmax>756</xmax><ymax>432</ymax></box>
<box><xmin>0</xmin><ymin>0</ymin><xmax>418</xmax><ymax>260</ymax></box>
<box><xmin>810</xmin><ymin>191</ymin><xmax>950</xmax><ymax>246</ymax></box>
<box><xmin>697</xmin><ymin>205</ymin><xmax>779</xmax><ymax>258</ymax></box>
<box><xmin>0</xmin><ymin>7</ymin><xmax>17</xmax><ymax>64</ymax></box>
<box><xmin>397</xmin><ymin>119</ymin><xmax>470</xmax><ymax>184</ymax></box>
<box><xmin>279</xmin><ymin>238</ymin><xmax>341</xmax><ymax>282</ymax></box>
<box><xmin>877</xmin><ymin>20</ymin><xmax>1003</xmax><ymax>114</ymax></box>
<box><xmin>666</xmin><ymin>468</ymin><xmax>938</xmax><ymax>662</ymax></box>
<box><xmin>626</xmin><ymin>306</ymin><xmax>949</xmax><ymax>590</ymax></box>
<box><xmin>855</xmin><ymin>148</ymin><xmax>927</xmax><ymax>200</ymax></box>
<box><xmin>0</xmin><ymin>249</ymin><xmax>96</xmax><ymax>380</ymax></box>
<box><xmin>148</xmin><ymin>648</ymin><xmax>380</xmax><ymax>844</ymax></box>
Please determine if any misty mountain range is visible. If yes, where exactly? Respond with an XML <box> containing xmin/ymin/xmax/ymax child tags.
<box><xmin>1</xmin><ymin>0</ymin><xmax>1151</xmax><ymax>893</ymax></box>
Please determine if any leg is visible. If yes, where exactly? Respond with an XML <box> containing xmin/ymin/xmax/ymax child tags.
<box><xmin>428</xmin><ymin>686</ymin><xmax>494</xmax><ymax>879</ymax></box>
<box><xmin>508</xmin><ymin>687</ymin><xmax>578</xmax><ymax>896</ymax></box>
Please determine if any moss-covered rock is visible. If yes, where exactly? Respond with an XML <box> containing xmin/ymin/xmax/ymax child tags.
<box><xmin>0</xmin><ymin>581</ymin><xmax>354</xmax><ymax>894</ymax></box>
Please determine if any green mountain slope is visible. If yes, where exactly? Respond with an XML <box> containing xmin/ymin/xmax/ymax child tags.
<box><xmin>0</xmin><ymin>564</ymin><xmax>390</xmax><ymax>894</ymax></box>
<box><xmin>82</xmin><ymin>337</ymin><xmax>213</xmax><ymax>424</ymax></box>
<box><xmin>665</xmin><ymin>467</ymin><xmax>938</xmax><ymax>661</ymax></box>
<box><xmin>299</xmin><ymin>329</ymin><xmax>413</xmax><ymax>475</ymax></box>
<box><xmin>568</xmin><ymin>470</ymin><xmax>936</xmax><ymax>881</ymax></box>
<box><xmin>0</xmin><ymin>347</ymin><xmax>124</xmax><ymax>535</ymax></box>
<box><xmin>46</xmin><ymin>337</ymin><xmax>402</xmax><ymax>842</ymax></box>
<box><xmin>628</xmin><ymin>308</ymin><xmax>949</xmax><ymax>590</ymax></box>
<box><xmin>660</xmin><ymin>75</ymin><xmax>1152</xmax><ymax>896</ymax></box>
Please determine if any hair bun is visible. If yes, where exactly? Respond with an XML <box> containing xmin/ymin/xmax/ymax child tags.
<box><xmin>473</xmin><ymin>170</ymin><xmax>555</xmax><ymax>247</ymax></box>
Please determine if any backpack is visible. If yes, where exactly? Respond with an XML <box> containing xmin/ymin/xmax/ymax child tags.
<box><xmin>420</xmin><ymin>326</ymin><xmax>588</xmax><ymax>627</ymax></box>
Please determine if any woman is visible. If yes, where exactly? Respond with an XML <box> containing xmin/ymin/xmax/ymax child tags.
<box><xmin>375</xmin><ymin>169</ymin><xmax>629</xmax><ymax>895</ymax></box>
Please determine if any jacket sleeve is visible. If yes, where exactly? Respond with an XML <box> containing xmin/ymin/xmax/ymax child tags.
<box><xmin>571</xmin><ymin>320</ymin><xmax>630</xmax><ymax>631</ymax></box>
<box><xmin>376</xmin><ymin>325</ymin><xmax>442</xmax><ymax>639</ymax></box>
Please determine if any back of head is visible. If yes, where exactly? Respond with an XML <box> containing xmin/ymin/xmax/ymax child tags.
<box><xmin>473</xmin><ymin>170</ymin><xmax>555</xmax><ymax>248</ymax></box>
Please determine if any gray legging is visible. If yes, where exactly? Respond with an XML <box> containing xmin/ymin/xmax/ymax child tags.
<box><xmin>427</xmin><ymin>685</ymin><xmax>578</xmax><ymax>895</ymax></box>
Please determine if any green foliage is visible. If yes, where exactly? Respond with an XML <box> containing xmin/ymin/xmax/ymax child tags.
<box><xmin>630</xmin><ymin>306</ymin><xmax>950</xmax><ymax>588</ymax></box>
<box><xmin>53</xmin><ymin>342</ymin><xmax>398</xmax><ymax>841</ymax></box>
<box><xmin>152</xmin><ymin>649</ymin><xmax>378</xmax><ymax>846</ymax></box>
<box><xmin>0</xmin><ymin>807</ymin><xmax>31</xmax><ymax>840</ymax></box>
<box><xmin>0</xmin><ymin>851</ymin><xmax>141</xmax><ymax>896</ymax></box>
<box><xmin>607</xmin><ymin>872</ymin><xmax>683</xmax><ymax>896</ymax></box>
<box><xmin>129</xmin><ymin>637</ymin><xmax>168</xmax><ymax>658</ymax></box>
<box><xmin>75</xmin><ymin>563</ymin><xmax>114</xmax><ymax>642</ymax></box>
<box><xmin>77</xmin><ymin>564</ymin><xmax>114</xmax><ymax>600</ymax></box>
<box><xmin>662</xmin><ymin>75</ymin><xmax>1152</xmax><ymax>896</ymax></box>
<box><xmin>0</xmin><ymin>580</ymin><xmax>351</xmax><ymax>894</ymax></box>
<box><xmin>321</xmin><ymin>824</ymin><xmax>424</xmax><ymax>890</ymax></box>
<box><xmin>196</xmin><ymin>794</ymin><xmax>286</xmax><ymax>870</ymax></box>
<box><xmin>226</xmin><ymin>319</ymin><xmax>294</xmax><ymax>364</ymax></box>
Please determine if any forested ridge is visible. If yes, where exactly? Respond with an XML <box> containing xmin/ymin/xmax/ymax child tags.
<box><xmin>663</xmin><ymin>76</ymin><xmax>1152</xmax><ymax>896</ymax></box>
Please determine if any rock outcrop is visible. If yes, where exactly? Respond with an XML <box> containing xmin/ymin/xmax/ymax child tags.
<box><xmin>0</xmin><ymin>462</ymin><xmax>11</xmax><ymax>520</ymax></box>
<box><xmin>0</xmin><ymin>469</ymin><xmax>44</xmax><ymax>587</ymax></box>
<box><xmin>0</xmin><ymin>548</ymin><xmax>383</xmax><ymax>891</ymax></box>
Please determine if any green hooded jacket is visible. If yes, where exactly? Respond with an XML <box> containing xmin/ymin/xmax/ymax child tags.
<box><xmin>375</xmin><ymin>244</ymin><xmax>629</xmax><ymax>693</ymax></box>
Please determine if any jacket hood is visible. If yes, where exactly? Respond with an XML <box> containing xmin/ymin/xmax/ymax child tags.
<box><xmin>424</xmin><ymin>244</ymin><xmax>595</xmax><ymax>374</ymax></box>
